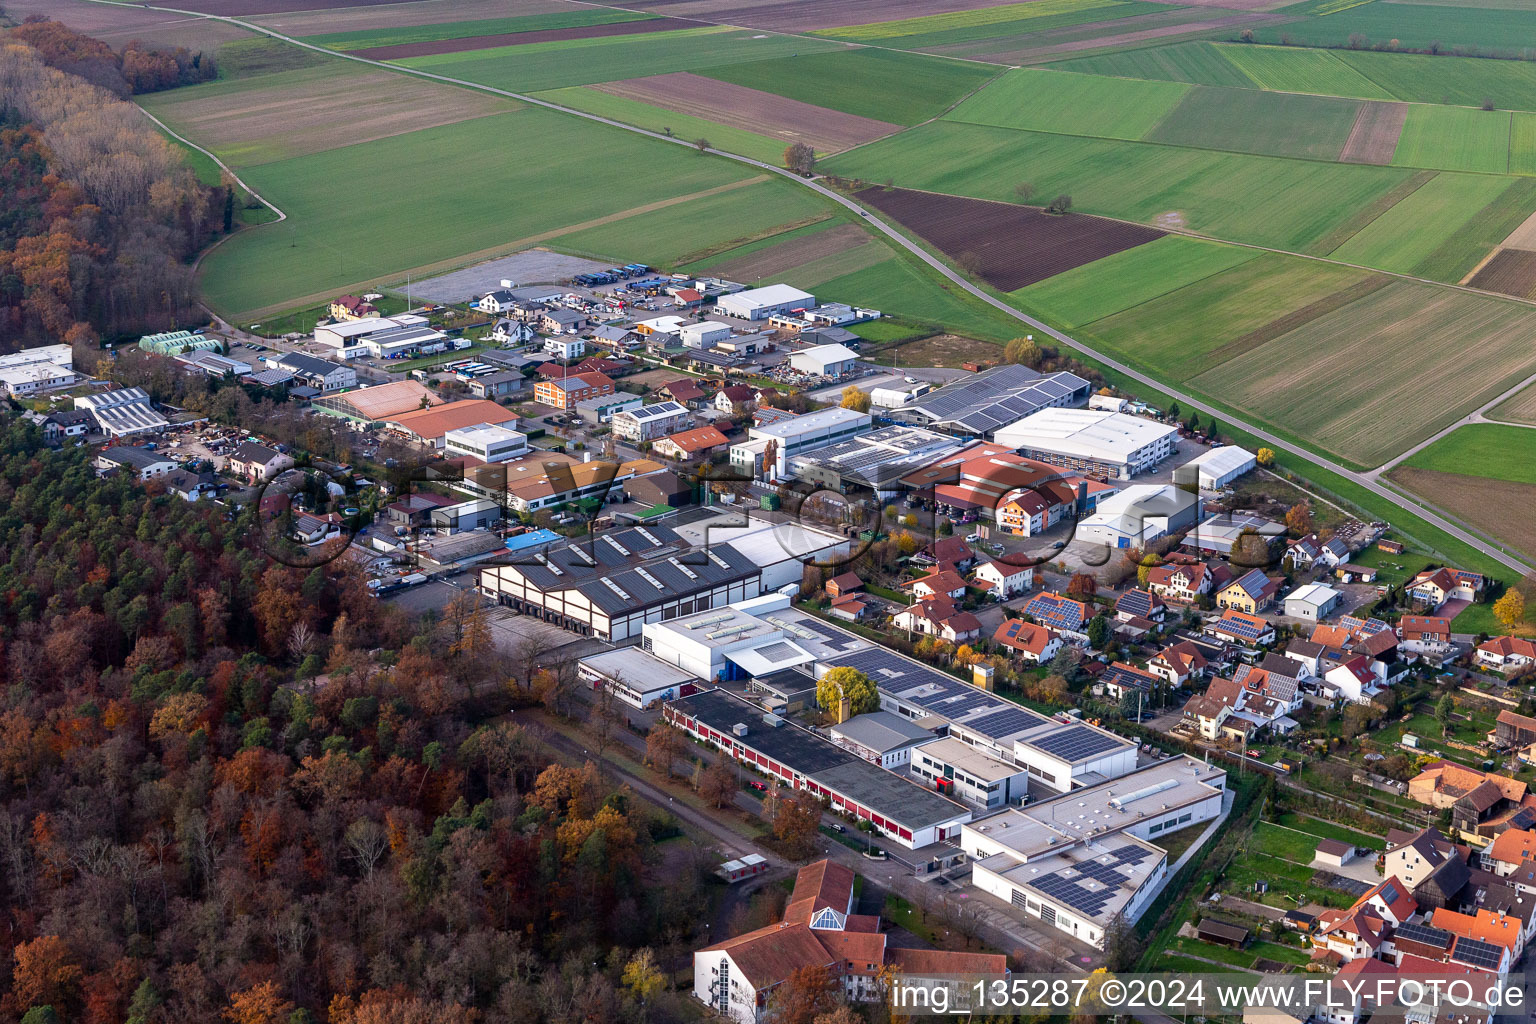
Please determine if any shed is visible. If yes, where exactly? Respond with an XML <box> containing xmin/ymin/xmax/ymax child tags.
<box><xmin>1283</xmin><ymin>583</ymin><xmax>1343</xmax><ymax>621</ymax></box>
<box><xmin>1181</xmin><ymin>445</ymin><xmax>1256</xmax><ymax>490</ymax></box>
<box><xmin>1314</xmin><ymin>838</ymin><xmax>1355</xmax><ymax>868</ymax></box>
<box><xmin>1282</xmin><ymin>909</ymin><xmax>1316</xmax><ymax>932</ymax></box>
<box><xmin>1197</xmin><ymin>918</ymin><xmax>1250</xmax><ymax>948</ymax></box>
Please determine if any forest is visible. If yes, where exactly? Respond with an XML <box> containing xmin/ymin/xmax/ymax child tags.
<box><xmin>0</xmin><ymin>22</ymin><xmax>226</xmax><ymax>348</ymax></box>
<box><xmin>0</xmin><ymin>416</ymin><xmax>724</xmax><ymax>1023</ymax></box>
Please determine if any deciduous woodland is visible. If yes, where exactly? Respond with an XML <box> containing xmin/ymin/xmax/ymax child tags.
<box><xmin>0</xmin><ymin>28</ymin><xmax>225</xmax><ymax>346</ymax></box>
<box><xmin>0</xmin><ymin>420</ymin><xmax>718</xmax><ymax>1023</ymax></box>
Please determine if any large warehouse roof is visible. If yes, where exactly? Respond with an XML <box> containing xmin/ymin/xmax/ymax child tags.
<box><xmin>902</xmin><ymin>364</ymin><xmax>1091</xmax><ymax>436</ymax></box>
<box><xmin>750</xmin><ymin>406</ymin><xmax>869</xmax><ymax>441</ymax></box>
<box><xmin>388</xmin><ymin>400</ymin><xmax>513</xmax><ymax>440</ymax></box>
<box><xmin>993</xmin><ymin>408</ymin><xmax>1179</xmax><ymax>461</ymax></box>
<box><xmin>323</xmin><ymin>380</ymin><xmax>442</xmax><ymax>420</ymax></box>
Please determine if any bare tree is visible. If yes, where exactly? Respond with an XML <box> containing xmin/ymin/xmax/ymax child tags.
<box><xmin>344</xmin><ymin>818</ymin><xmax>388</xmax><ymax>879</ymax></box>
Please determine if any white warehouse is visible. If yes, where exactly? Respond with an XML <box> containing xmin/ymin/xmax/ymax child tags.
<box><xmin>715</xmin><ymin>283</ymin><xmax>814</xmax><ymax>321</ymax></box>
<box><xmin>1177</xmin><ymin>445</ymin><xmax>1257</xmax><ymax>491</ymax></box>
<box><xmin>678</xmin><ymin>321</ymin><xmax>732</xmax><ymax>348</ymax></box>
<box><xmin>993</xmin><ymin>408</ymin><xmax>1180</xmax><ymax>479</ymax></box>
<box><xmin>748</xmin><ymin>406</ymin><xmax>871</xmax><ymax>477</ymax></box>
<box><xmin>788</xmin><ymin>343</ymin><xmax>859</xmax><ymax>378</ymax></box>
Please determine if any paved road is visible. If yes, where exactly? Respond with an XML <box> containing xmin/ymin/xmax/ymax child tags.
<box><xmin>1371</xmin><ymin>368</ymin><xmax>1536</xmax><ymax>477</ymax></box>
<box><xmin>88</xmin><ymin>1</ymin><xmax>1533</xmax><ymax>577</ymax></box>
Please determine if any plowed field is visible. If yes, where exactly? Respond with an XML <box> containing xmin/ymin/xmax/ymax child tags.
<box><xmin>857</xmin><ymin>186</ymin><xmax>1163</xmax><ymax>291</ymax></box>
<box><xmin>1339</xmin><ymin>102</ymin><xmax>1409</xmax><ymax>165</ymax></box>
<box><xmin>1469</xmin><ymin>248</ymin><xmax>1536</xmax><ymax>298</ymax></box>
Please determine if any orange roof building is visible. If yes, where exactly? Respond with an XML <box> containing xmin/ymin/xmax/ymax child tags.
<box><xmin>387</xmin><ymin>400</ymin><xmax>518</xmax><ymax>446</ymax></box>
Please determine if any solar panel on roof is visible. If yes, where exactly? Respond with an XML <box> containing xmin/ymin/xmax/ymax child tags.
<box><xmin>964</xmin><ymin>707</ymin><xmax>1043</xmax><ymax>740</ymax></box>
<box><xmin>1395</xmin><ymin>923</ymin><xmax>1453</xmax><ymax>949</ymax></box>
<box><xmin>1450</xmin><ymin>937</ymin><xmax>1503</xmax><ymax>970</ymax></box>
<box><xmin>1029</xmin><ymin>725</ymin><xmax>1124</xmax><ymax>762</ymax></box>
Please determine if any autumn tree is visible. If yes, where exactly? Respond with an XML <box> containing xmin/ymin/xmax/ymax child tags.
<box><xmin>1066</xmin><ymin>573</ymin><xmax>1098</xmax><ymax>599</ymax></box>
<box><xmin>1495</xmin><ymin>588</ymin><xmax>1526</xmax><ymax>630</ymax></box>
<box><xmin>770</xmin><ymin>964</ymin><xmax>839</xmax><ymax>1024</ymax></box>
<box><xmin>840</xmin><ymin>385</ymin><xmax>871</xmax><ymax>412</ymax></box>
<box><xmin>1004</xmin><ymin>336</ymin><xmax>1041</xmax><ymax>367</ymax></box>
<box><xmin>1284</xmin><ymin>502</ymin><xmax>1315</xmax><ymax>537</ymax></box>
<box><xmin>784</xmin><ymin>142</ymin><xmax>816</xmax><ymax>175</ymax></box>
<box><xmin>698</xmin><ymin>756</ymin><xmax>739</xmax><ymax>808</ymax></box>
<box><xmin>622</xmin><ymin>948</ymin><xmax>667</xmax><ymax>1003</ymax></box>
<box><xmin>1256</xmin><ymin>447</ymin><xmax>1276</xmax><ymax>466</ymax></box>
<box><xmin>646</xmin><ymin>722</ymin><xmax>686</xmax><ymax>778</ymax></box>
<box><xmin>817</xmin><ymin>666</ymin><xmax>878</xmax><ymax>719</ymax></box>
<box><xmin>773</xmin><ymin>790</ymin><xmax>825</xmax><ymax>860</ymax></box>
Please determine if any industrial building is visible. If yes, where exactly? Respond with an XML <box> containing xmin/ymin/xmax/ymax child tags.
<box><xmin>788</xmin><ymin>343</ymin><xmax>859</xmax><ymax>378</ymax></box>
<box><xmin>828</xmin><ymin>712</ymin><xmax>938</xmax><ymax>769</ymax></box>
<box><xmin>428</xmin><ymin>497</ymin><xmax>502</xmax><ymax>533</ymax></box>
<box><xmin>138</xmin><ymin>330</ymin><xmax>220</xmax><ymax>356</ymax></box>
<box><xmin>644</xmin><ymin>604</ymin><xmax>817</xmax><ymax>683</ymax></box>
<box><xmin>910</xmin><ymin>737</ymin><xmax>1029</xmax><ymax>810</ymax></box>
<box><xmin>312</xmin><ymin>313</ymin><xmax>433</xmax><ymax>352</ymax></box>
<box><xmin>0</xmin><ymin>344</ymin><xmax>78</xmax><ymax>397</ymax></box>
<box><xmin>1284</xmin><ymin>583</ymin><xmax>1344</xmax><ymax>621</ymax></box>
<box><xmin>678</xmin><ymin>321</ymin><xmax>732</xmax><ymax>348</ymax></box>
<box><xmin>897</xmin><ymin>363</ymin><xmax>1091</xmax><ymax>438</ymax></box>
<box><xmin>787</xmin><ymin>424</ymin><xmax>965</xmax><ymax>498</ymax></box>
<box><xmin>962</xmin><ymin>756</ymin><xmax>1227</xmax><ymax>948</ymax></box>
<box><xmin>666</xmin><ymin>510</ymin><xmax>852</xmax><ymax>591</ymax></box>
<box><xmin>312</xmin><ymin>380</ymin><xmax>442</xmax><ymax>425</ymax></box>
<box><xmin>748</xmin><ymin>407</ymin><xmax>871</xmax><ymax>477</ymax></box>
<box><xmin>272</xmin><ymin>352</ymin><xmax>357</xmax><ymax>392</ymax></box>
<box><xmin>74</xmin><ymin>387</ymin><xmax>168</xmax><ymax>437</ymax></box>
<box><xmin>664</xmin><ymin>687</ymin><xmax>972</xmax><ymax>849</ymax></box>
<box><xmin>1177</xmin><ymin>446</ymin><xmax>1257</xmax><ymax>491</ymax></box>
<box><xmin>993</xmin><ymin>408</ymin><xmax>1180</xmax><ymax>479</ymax></box>
<box><xmin>612</xmin><ymin>401</ymin><xmax>690</xmax><ymax>443</ymax></box>
<box><xmin>385</xmin><ymin>401</ymin><xmax>520</xmax><ymax>448</ymax></box>
<box><xmin>443</xmin><ymin>423</ymin><xmax>529</xmax><ymax>464</ymax></box>
<box><xmin>1074</xmin><ymin>485</ymin><xmax>1202</xmax><ymax>550</ymax></box>
<box><xmin>577</xmin><ymin>648</ymin><xmax>696</xmax><ymax>710</ymax></box>
<box><xmin>478</xmin><ymin>524</ymin><xmax>762</xmax><ymax>642</ymax></box>
<box><xmin>714</xmin><ymin>283</ymin><xmax>815</xmax><ymax>321</ymax></box>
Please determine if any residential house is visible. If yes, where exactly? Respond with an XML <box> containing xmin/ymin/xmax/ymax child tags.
<box><xmin>1476</xmin><ymin>637</ymin><xmax>1536</xmax><ymax>673</ymax></box>
<box><xmin>543</xmin><ymin>337</ymin><xmax>585</xmax><ymax>362</ymax></box>
<box><xmin>658</xmin><ymin>379</ymin><xmax>707</xmax><ymax>407</ymax></box>
<box><xmin>41</xmin><ymin>409</ymin><xmax>95</xmax><ymax>442</ymax></box>
<box><xmin>612</xmin><ymin>401</ymin><xmax>690</xmax><ymax>443</ymax></box>
<box><xmin>1286</xmin><ymin>534</ymin><xmax>1323</xmax><ymax>570</ymax></box>
<box><xmin>329</xmin><ymin>295</ymin><xmax>377</xmax><ymax>319</ymax></box>
<box><xmin>533</xmin><ymin>371</ymin><xmax>614</xmax><ymax>410</ymax></box>
<box><xmin>479</xmin><ymin>289</ymin><xmax>518</xmax><ymax>314</ymax></box>
<box><xmin>971</xmin><ymin>560</ymin><xmax>1034</xmax><ymax>599</ymax></box>
<box><xmin>1313</xmin><ymin>877</ymin><xmax>1416</xmax><ymax>964</ymax></box>
<box><xmin>1217</xmin><ymin>568</ymin><xmax>1281</xmax><ymax>613</ymax></box>
<box><xmin>1317</xmin><ymin>536</ymin><xmax>1352</xmax><ymax>568</ymax></box>
<box><xmin>715</xmin><ymin>385</ymin><xmax>758</xmax><ymax>413</ymax></box>
<box><xmin>653</xmin><ymin>426</ymin><xmax>729</xmax><ymax>461</ymax></box>
<box><xmin>539</xmin><ymin>309</ymin><xmax>588</xmax><ymax>335</ymax></box>
<box><xmin>893</xmin><ymin>596</ymin><xmax>981</xmax><ymax>644</ymax></box>
<box><xmin>913</xmin><ymin>536</ymin><xmax>976</xmax><ymax>572</ymax></box>
<box><xmin>1182</xmin><ymin>677</ymin><xmax>1245</xmax><ymax>740</ymax></box>
<box><xmin>1204</xmin><ymin>609</ymin><xmax>1275</xmax><ymax>647</ymax></box>
<box><xmin>1322</xmin><ymin>655</ymin><xmax>1383</xmax><ymax>704</ymax></box>
<box><xmin>1115</xmin><ymin>588</ymin><xmax>1166</xmax><ymax>623</ymax></box>
<box><xmin>1147</xmin><ymin>562</ymin><xmax>1218</xmax><ymax>603</ymax></box>
<box><xmin>904</xmin><ymin>570</ymin><xmax>968</xmax><ymax>602</ymax></box>
<box><xmin>1019</xmin><ymin>592</ymin><xmax>1092</xmax><ymax>642</ymax></box>
<box><xmin>163</xmin><ymin>467</ymin><xmax>217</xmax><ymax>501</ymax></box>
<box><xmin>991</xmin><ymin>619</ymin><xmax>1062</xmax><ymax>664</ymax></box>
<box><xmin>1409</xmin><ymin>567</ymin><xmax>1485</xmax><ymax>607</ymax></box>
<box><xmin>293</xmin><ymin>512</ymin><xmax>342</xmax><ymax>545</ymax></box>
<box><xmin>490</xmin><ymin>319</ymin><xmax>535</xmax><ymax>345</ymax></box>
<box><xmin>1430</xmin><ymin>906</ymin><xmax>1522</xmax><ymax>966</ymax></box>
<box><xmin>1149</xmin><ymin>639</ymin><xmax>1209</xmax><ymax>687</ymax></box>
<box><xmin>226</xmin><ymin>441</ymin><xmax>293</xmax><ymax>484</ymax></box>
<box><xmin>1100</xmin><ymin>662</ymin><xmax>1158</xmax><ymax>699</ymax></box>
<box><xmin>1399</xmin><ymin>615</ymin><xmax>1453</xmax><ymax>652</ymax></box>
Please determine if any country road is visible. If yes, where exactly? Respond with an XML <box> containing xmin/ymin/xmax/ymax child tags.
<box><xmin>85</xmin><ymin>0</ymin><xmax>1533</xmax><ymax>577</ymax></box>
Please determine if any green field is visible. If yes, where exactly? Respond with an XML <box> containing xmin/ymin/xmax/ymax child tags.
<box><xmin>813</xmin><ymin>0</ymin><xmax>1178</xmax><ymax>54</ymax></box>
<box><xmin>1046</xmin><ymin>41</ymin><xmax>1265</xmax><ymax>88</ymax></box>
<box><xmin>393</xmin><ymin>27</ymin><xmax>846</xmax><ymax>94</ymax></box>
<box><xmin>1015</xmin><ymin>235</ymin><xmax>1261</xmax><ymax>327</ymax></box>
<box><xmin>1393</xmin><ymin>105</ymin><xmax>1513</xmax><ymax>173</ymax></box>
<box><xmin>822</xmin><ymin>120</ymin><xmax>1414</xmax><ymax>252</ymax></box>
<box><xmin>1077</xmin><ymin>253</ymin><xmax>1371</xmax><ymax>381</ymax></box>
<box><xmin>1147</xmin><ymin>86</ymin><xmax>1361</xmax><ymax>159</ymax></box>
<box><xmin>1246</xmin><ymin>3</ymin><xmax>1536</xmax><ymax>53</ymax></box>
<box><xmin>1328</xmin><ymin>171</ymin><xmax>1512</xmax><ymax>271</ymax></box>
<box><xmin>1407</xmin><ymin>175</ymin><xmax>1536</xmax><ymax>280</ymax></box>
<box><xmin>197</xmin><ymin>108</ymin><xmax>782</xmax><ymax>315</ymax></box>
<box><xmin>1275</xmin><ymin>812</ymin><xmax>1385</xmax><ymax>850</ymax></box>
<box><xmin>1510</xmin><ymin>112</ymin><xmax>1536</xmax><ymax>174</ymax></box>
<box><xmin>1215</xmin><ymin>43</ymin><xmax>1394</xmax><ymax>98</ymax></box>
<box><xmin>1400</xmin><ymin>423</ymin><xmax>1536</xmax><ymax>484</ymax></box>
<box><xmin>215</xmin><ymin>36</ymin><xmax>328</xmax><ymax>80</ymax></box>
<box><xmin>696</xmin><ymin>48</ymin><xmax>1001</xmax><ymax>126</ymax></box>
<box><xmin>533</xmin><ymin>86</ymin><xmax>790</xmax><ymax>163</ymax></box>
<box><xmin>1192</xmin><ymin>280</ymin><xmax>1536</xmax><ymax>465</ymax></box>
<box><xmin>301</xmin><ymin>10</ymin><xmax>652</xmax><ymax>50</ymax></box>
<box><xmin>946</xmin><ymin>68</ymin><xmax>1190</xmax><ymax>140</ymax></box>
<box><xmin>819</xmin><ymin>256</ymin><xmax>1022</xmax><ymax>340</ymax></box>
<box><xmin>1335</xmin><ymin>50</ymin><xmax>1536</xmax><ymax>111</ymax></box>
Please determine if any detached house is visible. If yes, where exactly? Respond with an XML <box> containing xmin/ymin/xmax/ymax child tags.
<box><xmin>1399</xmin><ymin>615</ymin><xmax>1453</xmax><ymax>652</ymax></box>
<box><xmin>893</xmin><ymin>596</ymin><xmax>981</xmax><ymax>644</ymax></box>
<box><xmin>1019</xmin><ymin>592</ymin><xmax>1092</xmax><ymax>642</ymax></box>
<box><xmin>1409</xmin><ymin>567</ymin><xmax>1485</xmax><ymax>607</ymax></box>
<box><xmin>1149</xmin><ymin>639</ymin><xmax>1209</xmax><ymax>687</ymax></box>
<box><xmin>1204</xmin><ymin>609</ymin><xmax>1275</xmax><ymax>647</ymax></box>
<box><xmin>914</xmin><ymin>536</ymin><xmax>976</xmax><ymax>571</ymax></box>
<box><xmin>1100</xmin><ymin>662</ymin><xmax>1158</xmax><ymax>699</ymax></box>
<box><xmin>992</xmin><ymin>619</ymin><xmax>1062</xmax><ymax>664</ymax></box>
<box><xmin>1147</xmin><ymin>562</ymin><xmax>1218</xmax><ymax>603</ymax></box>
<box><xmin>1217</xmin><ymin>568</ymin><xmax>1281</xmax><ymax>613</ymax></box>
<box><xmin>227</xmin><ymin>441</ymin><xmax>293</xmax><ymax>484</ymax></box>
<box><xmin>971</xmin><ymin>559</ymin><xmax>1034</xmax><ymax>599</ymax></box>
<box><xmin>1476</xmin><ymin>637</ymin><xmax>1536</xmax><ymax>673</ymax></box>
<box><xmin>904</xmin><ymin>569</ymin><xmax>968</xmax><ymax>602</ymax></box>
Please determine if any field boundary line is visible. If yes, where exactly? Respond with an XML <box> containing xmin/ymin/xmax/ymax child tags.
<box><xmin>1376</xmin><ymin>472</ymin><xmax>1535</xmax><ymax>566</ymax></box>
<box><xmin>83</xmin><ymin>0</ymin><xmax>1534</xmax><ymax>577</ymax></box>
<box><xmin>1070</xmin><ymin>246</ymin><xmax>1265</xmax><ymax>330</ymax></box>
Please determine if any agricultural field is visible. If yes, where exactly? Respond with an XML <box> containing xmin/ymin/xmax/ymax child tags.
<box><xmin>1146</xmin><ymin>86</ymin><xmax>1362</xmax><ymax>159</ymax></box>
<box><xmin>139</xmin><ymin>63</ymin><xmax>516</xmax><ymax>166</ymax></box>
<box><xmin>858</xmin><ymin>186</ymin><xmax>1165</xmax><ymax>290</ymax></box>
<box><xmin>1234</xmin><ymin>2</ymin><xmax>1536</xmax><ymax>53</ymax></box>
<box><xmin>1191</xmin><ymin>281</ymin><xmax>1536</xmax><ymax>465</ymax></box>
<box><xmin>1335</xmin><ymin>50</ymin><xmax>1536</xmax><ymax>112</ymax></box>
<box><xmin>946</xmin><ymin>68</ymin><xmax>1191</xmax><ymax>140</ymax></box>
<box><xmin>248</xmin><ymin>0</ymin><xmax>572</xmax><ymax>35</ymax></box>
<box><xmin>1047</xmin><ymin>40</ymin><xmax>1260</xmax><ymax>87</ymax></box>
<box><xmin>1078</xmin><ymin>253</ymin><xmax>1376</xmax><ymax>382</ymax></box>
<box><xmin>695</xmin><ymin>49</ymin><xmax>1002</xmax><ymax>126</ymax></box>
<box><xmin>1339</xmin><ymin>102</ymin><xmax>1409</xmax><ymax>164</ymax></box>
<box><xmin>1327</xmin><ymin>172</ymin><xmax>1513</xmax><ymax>273</ymax></box>
<box><xmin>351</xmin><ymin>18</ymin><xmax>703</xmax><ymax>60</ymax></box>
<box><xmin>300</xmin><ymin>10</ymin><xmax>659</xmax><ymax>52</ymax></box>
<box><xmin>696</xmin><ymin>222</ymin><xmax>874</xmax><ymax>282</ymax></box>
<box><xmin>532</xmin><ymin>86</ymin><xmax>790</xmax><ymax>164</ymax></box>
<box><xmin>1405</xmin><ymin>176</ymin><xmax>1536</xmax><ymax>281</ymax></box>
<box><xmin>1469</xmin><ymin>247</ymin><xmax>1536</xmax><ymax>297</ymax></box>
<box><xmin>0</xmin><ymin>0</ymin><xmax>252</xmax><ymax>49</ymax></box>
<box><xmin>1491</xmin><ymin>381</ymin><xmax>1536</xmax><ymax>423</ymax></box>
<box><xmin>986</xmin><ymin>10</ymin><xmax>1290</xmax><ymax>64</ymax></box>
<box><xmin>1391</xmin><ymin>105</ymin><xmax>1513</xmax><ymax>174</ymax></box>
<box><xmin>1387</xmin><ymin>467</ymin><xmax>1536</xmax><ymax>562</ymax></box>
<box><xmin>195</xmin><ymin>107</ymin><xmax>786</xmax><ymax>316</ymax></box>
<box><xmin>391</xmin><ymin>27</ymin><xmax>846</xmax><ymax>95</ymax></box>
<box><xmin>808</xmin><ymin>0</ymin><xmax>1150</xmax><ymax>45</ymax></box>
<box><xmin>1399</xmin><ymin>424</ymin><xmax>1536</xmax><ymax>485</ymax></box>
<box><xmin>587</xmin><ymin>73</ymin><xmax>901</xmax><ymax>152</ymax></box>
<box><xmin>816</xmin><ymin>256</ymin><xmax>1024</xmax><ymax>340</ymax></box>
<box><xmin>821</xmin><ymin>120</ymin><xmax>1416</xmax><ymax>253</ymax></box>
<box><xmin>1014</xmin><ymin>235</ymin><xmax>1260</xmax><ymax>326</ymax></box>
<box><xmin>585</xmin><ymin>0</ymin><xmax>1047</xmax><ymax>33</ymax></box>
<box><xmin>1508</xmin><ymin>113</ymin><xmax>1536</xmax><ymax>175</ymax></box>
<box><xmin>1215</xmin><ymin>43</ymin><xmax>1393</xmax><ymax>97</ymax></box>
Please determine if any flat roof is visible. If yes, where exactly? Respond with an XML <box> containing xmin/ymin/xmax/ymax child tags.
<box><xmin>915</xmin><ymin>736</ymin><xmax>1023</xmax><ymax>783</ymax></box>
<box><xmin>808</xmin><ymin>758</ymin><xmax>970</xmax><ymax>831</ymax></box>
<box><xmin>1286</xmin><ymin>583</ymin><xmax>1342</xmax><ymax>606</ymax></box>
<box><xmin>994</xmin><ymin>408</ymin><xmax>1179</xmax><ymax>461</ymax></box>
<box><xmin>445</xmin><ymin>423</ymin><xmax>526</xmax><ymax>444</ymax></box>
<box><xmin>831</xmin><ymin>711</ymin><xmax>939</xmax><ymax>754</ymax></box>
<box><xmin>976</xmin><ymin>830</ymin><xmax>1163</xmax><ymax>928</ymax></box>
<box><xmin>750</xmin><ymin>406</ymin><xmax>870</xmax><ymax>441</ymax></box>
<box><xmin>579</xmin><ymin>649</ymin><xmax>696</xmax><ymax>693</ymax></box>
<box><xmin>1184</xmin><ymin>446</ymin><xmax>1256</xmax><ymax>475</ymax></box>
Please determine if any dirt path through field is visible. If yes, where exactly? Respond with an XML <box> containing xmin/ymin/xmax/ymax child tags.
<box><xmin>591</xmin><ymin>71</ymin><xmax>902</xmax><ymax>152</ymax></box>
<box><xmin>1339</xmin><ymin>102</ymin><xmax>1408</xmax><ymax>164</ymax></box>
<box><xmin>234</xmin><ymin>176</ymin><xmax>769</xmax><ymax>319</ymax></box>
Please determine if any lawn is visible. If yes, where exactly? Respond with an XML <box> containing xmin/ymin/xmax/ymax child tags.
<box><xmin>1073</xmin><ymin>252</ymin><xmax>1373</xmax><ymax>382</ymax></box>
<box><xmin>532</xmin><ymin>86</ymin><xmax>791</xmax><ymax>164</ymax></box>
<box><xmin>1146</xmin><ymin>86</ymin><xmax>1362</xmax><ymax>160</ymax></box>
<box><xmin>1045</xmin><ymin>40</ymin><xmax>1260</xmax><ymax>89</ymax></box>
<box><xmin>1214</xmin><ymin>43</ymin><xmax>1395</xmax><ymax>99</ymax></box>
<box><xmin>1191</xmin><ymin>280</ymin><xmax>1536</xmax><ymax>466</ymax></box>
<box><xmin>1335</xmin><ymin>50</ymin><xmax>1536</xmax><ymax>112</ymax></box>
<box><xmin>1253</xmin><ymin>821</ymin><xmax>1333</xmax><ymax>863</ymax></box>
<box><xmin>1014</xmin><ymin>235</ymin><xmax>1261</xmax><ymax>327</ymax></box>
<box><xmin>822</xmin><ymin>120</ymin><xmax>1416</xmax><ymax>253</ymax></box>
<box><xmin>946</xmin><ymin>67</ymin><xmax>1190</xmax><ymax>141</ymax></box>
<box><xmin>393</xmin><ymin>26</ymin><xmax>846</xmax><ymax>94</ymax></box>
<box><xmin>196</xmin><ymin>108</ymin><xmax>773</xmax><ymax>316</ymax></box>
<box><xmin>1275</xmin><ymin>812</ymin><xmax>1385</xmax><ymax>850</ymax></box>
<box><xmin>696</xmin><ymin>48</ymin><xmax>1001</xmax><ymax>126</ymax></box>
<box><xmin>302</xmin><ymin>9</ymin><xmax>651</xmax><ymax>50</ymax></box>
<box><xmin>1392</xmin><ymin>105</ymin><xmax>1513</xmax><ymax>174</ymax></box>
<box><xmin>1400</xmin><ymin>423</ymin><xmax>1536</xmax><ymax>485</ymax></box>
<box><xmin>1328</xmin><ymin>171</ymin><xmax>1513</xmax><ymax>272</ymax></box>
